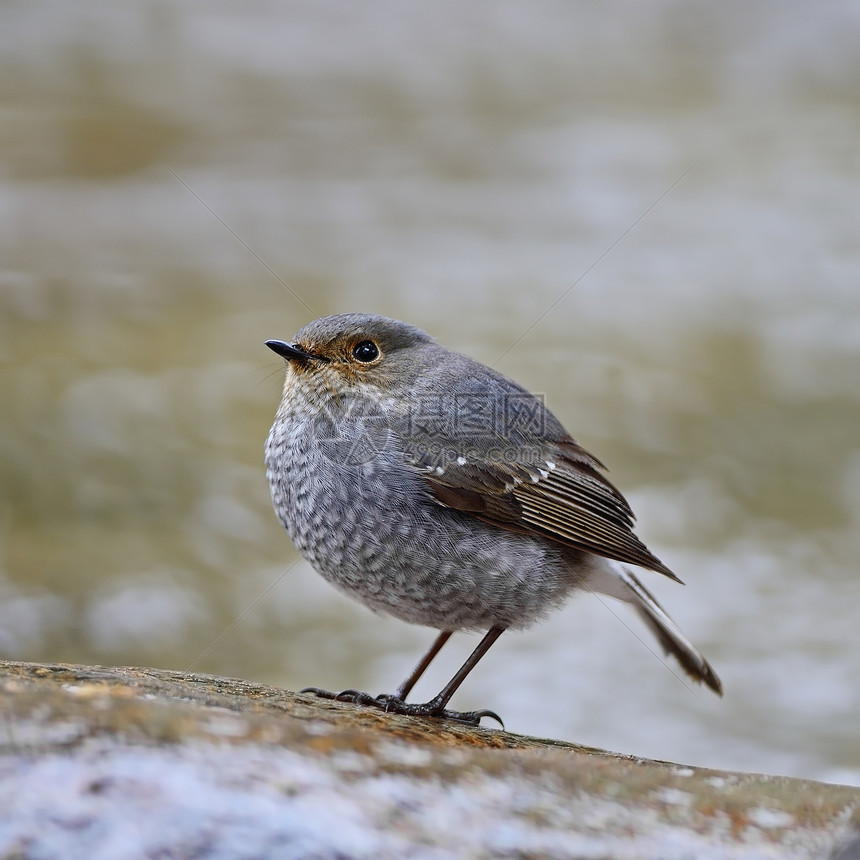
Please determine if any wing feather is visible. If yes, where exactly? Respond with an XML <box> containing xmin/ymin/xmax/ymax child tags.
<box><xmin>392</xmin><ymin>369</ymin><xmax>677</xmax><ymax>580</ymax></box>
<box><xmin>418</xmin><ymin>440</ymin><xmax>678</xmax><ymax>581</ymax></box>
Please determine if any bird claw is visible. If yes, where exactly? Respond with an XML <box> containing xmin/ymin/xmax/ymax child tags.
<box><xmin>298</xmin><ymin>686</ymin><xmax>377</xmax><ymax>706</ymax></box>
<box><xmin>429</xmin><ymin>706</ymin><xmax>505</xmax><ymax>729</ymax></box>
<box><xmin>299</xmin><ymin>687</ymin><xmax>504</xmax><ymax>728</ymax></box>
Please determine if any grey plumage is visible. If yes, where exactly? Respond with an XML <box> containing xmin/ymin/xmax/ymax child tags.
<box><xmin>265</xmin><ymin>313</ymin><xmax>722</xmax><ymax>721</ymax></box>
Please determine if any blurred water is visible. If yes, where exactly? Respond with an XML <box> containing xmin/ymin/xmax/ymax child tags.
<box><xmin>1</xmin><ymin>1</ymin><xmax>859</xmax><ymax>784</ymax></box>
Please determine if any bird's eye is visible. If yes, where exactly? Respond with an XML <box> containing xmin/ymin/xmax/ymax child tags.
<box><xmin>352</xmin><ymin>340</ymin><xmax>380</xmax><ymax>363</ymax></box>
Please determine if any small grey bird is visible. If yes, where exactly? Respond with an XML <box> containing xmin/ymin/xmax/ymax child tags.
<box><xmin>266</xmin><ymin>313</ymin><xmax>721</xmax><ymax>726</ymax></box>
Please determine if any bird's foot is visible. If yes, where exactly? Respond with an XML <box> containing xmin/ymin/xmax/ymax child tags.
<box><xmin>299</xmin><ymin>687</ymin><xmax>504</xmax><ymax>728</ymax></box>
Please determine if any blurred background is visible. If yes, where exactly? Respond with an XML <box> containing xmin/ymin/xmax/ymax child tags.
<box><xmin>2</xmin><ymin>1</ymin><xmax>859</xmax><ymax>784</ymax></box>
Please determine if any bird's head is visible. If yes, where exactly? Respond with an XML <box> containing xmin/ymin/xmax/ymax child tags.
<box><xmin>267</xmin><ymin>313</ymin><xmax>438</xmax><ymax>403</ymax></box>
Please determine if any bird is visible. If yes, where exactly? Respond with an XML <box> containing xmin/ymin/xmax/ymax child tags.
<box><xmin>265</xmin><ymin>313</ymin><xmax>721</xmax><ymax>726</ymax></box>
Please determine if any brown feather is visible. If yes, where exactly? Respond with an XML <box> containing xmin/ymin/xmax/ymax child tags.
<box><xmin>420</xmin><ymin>442</ymin><xmax>680</xmax><ymax>582</ymax></box>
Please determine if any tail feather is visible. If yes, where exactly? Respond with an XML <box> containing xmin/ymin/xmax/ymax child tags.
<box><xmin>587</xmin><ymin>561</ymin><xmax>723</xmax><ymax>696</ymax></box>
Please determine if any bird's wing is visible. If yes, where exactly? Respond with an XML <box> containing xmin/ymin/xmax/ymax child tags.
<box><xmin>407</xmin><ymin>434</ymin><xmax>679</xmax><ymax>581</ymax></box>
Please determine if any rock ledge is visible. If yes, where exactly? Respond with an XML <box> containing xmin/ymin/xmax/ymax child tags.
<box><xmin>2</xmin><ymin>660</ymin><xmax>857</xmax><ymax>859</ymax></box>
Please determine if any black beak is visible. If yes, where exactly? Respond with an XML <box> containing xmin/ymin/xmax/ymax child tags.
<box><xmin>265</xmin><ymin>340</ymin><xmax>328</xmax><ymax>363</ymax></box>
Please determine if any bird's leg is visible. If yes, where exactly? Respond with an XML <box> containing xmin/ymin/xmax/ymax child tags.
<box><xmin>391</xmin><ymin>625</ymin><xmax>506</xmax><ymax>725</ymax></box>
<box><xmin>299</xmin><ymin>630</ymin><xmax>452</xmax><ymax>709</ymax></box>
<box><xmin>393</xmin><ymin>629</ymin><xmax>453</xmax><ymax>701</ymax></box>
<box><xmin>301</xmin><ymin>626</ymin><xmax>507</xmax><ymax>727</ymax></box>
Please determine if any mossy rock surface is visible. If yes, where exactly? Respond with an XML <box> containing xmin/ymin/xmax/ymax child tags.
<box><xmin>2</xmin><ymin>660</ymin><xmax>858</xmax><ymax>858</ymax></box>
